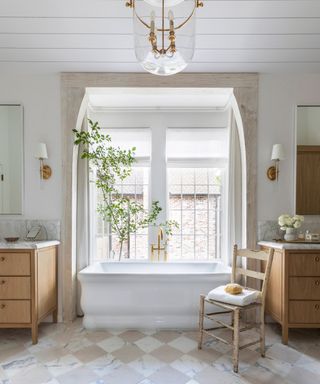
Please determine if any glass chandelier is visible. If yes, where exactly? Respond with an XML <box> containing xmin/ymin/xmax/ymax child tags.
<box><xmin>125</xmin><ymin>0</ymin><xmax>204</xmax><ymax>76</ymax></box>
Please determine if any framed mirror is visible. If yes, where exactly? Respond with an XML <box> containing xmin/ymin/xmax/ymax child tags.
<box><xmin>296</xmin><ymin>105</ymin><xmax>320</xmax><ymax>215</ymax></box>
<box><xmin>0</xmin><ymin>104</ymin><xmax>23</xmax><ymax>214</ymax></box>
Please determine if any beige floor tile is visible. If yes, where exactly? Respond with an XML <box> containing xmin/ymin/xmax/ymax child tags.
<box><xmin>33</xmin><ymin>347</ymin><xmax>69</xmax><ymax>363</ymax></box>
<box><xmin>74</xmin><ymin>345</ymin><xmax>106</xmax><ymax>363</ymax></box>
<box><xmin>153</xmin><ymin>331</ymin><xmax>182</xmax><ymax>343</ymax></box>
<box><xmin>102</xmin><ymin>365</ymin><xmax>144</xmax><ymax>384</ymax></box>
<box><xmin>255</xmin><ymin>355</ymin><xmax>292</xmax><ymax>377</ymax></box>
<box><xmin>97</xmin><ymin>336</ymin><xmax>125</xmax><ymax>353</ymax></box>
<box><xmin>183</xmin><ymin>331</ymin><xmax>201</xmax><ymax>342</ymax></box>
<box><xmin>56</xmin><ymin>366</ymin><xmax>99</xmax><ymax>384</ymax></box>
<box><xmin>267</xmin><ymin>343</ymin><xmax>301</xmax><ymax>364</ymax></box>
<box><xmin>188</xmin><ymin>347</ymin><xmax>222</xmax><ymax>363</ymax></box>
<box><xmin>85</xmin><ymin>331</ymin><xmax>113</xmax><ymax>343</ymax></box>
<box><xmin>112</xmin><ymin>344</ymin><xmax>145</xmax><ymax>363</ymax></box>
<box><xmin>1</xmin><ymin>320</ymin><xmax>320</xmax><ymax>384</ymax></box>
<box><xmin>151</xmin><ymin>345</ymin><xmax>183</xmax><ymax>363</ymax></box>
<box><xmin>119</xmin><ymin>330</ymin><xmax>145</xmax><ymax>343</ymax></box>
<box><xmin>241</xmin><ymin>367</ymin><xmax>289</xmax><ymax>384</ymax></box>
<box><xmin>285</xmin><ymin>366</ymin><xmax>320</xmax><ymax>384</ymax></box>
<box><xmin>149</xmin><ymin>366</ymin><xmax>189</xmax><ymax>384</ymax></box>
<box><xmin>0</xmin><ymin>346</ymin><xmax>29</xmax><ymax>364</ymax></box>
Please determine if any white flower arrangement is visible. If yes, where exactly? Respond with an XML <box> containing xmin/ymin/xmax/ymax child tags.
<box><xmin>278</xmin><ymin>214</ymin><xmax>304</xmax><ymax>231</ymax></box>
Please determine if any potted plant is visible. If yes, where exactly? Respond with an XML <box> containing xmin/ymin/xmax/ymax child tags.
<box><xmin>278</xmin><ymin>214</ymin><xmax>304</xmax><ymax>241</ymax></box>
<box><xmin>74</xmin><ymin>120</ymin><xmax>177</xmax><ymax>260</ymax></box>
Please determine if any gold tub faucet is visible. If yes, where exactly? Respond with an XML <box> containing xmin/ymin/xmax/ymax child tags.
<box><xmin>151</xmin><ymin>227</ymin><xmax>167</xmax><ymax>261</ymax></box>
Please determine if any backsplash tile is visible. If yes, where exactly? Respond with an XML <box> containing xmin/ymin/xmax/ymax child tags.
<box><xmin>258</xmin><ymin>218</ymin><xmax>320</xmax><ymax>241</ymax></box>
<box><xmin>0</xmin><ymin>219</ymin><xmax>60</xmax><ymax>241</ymax></box>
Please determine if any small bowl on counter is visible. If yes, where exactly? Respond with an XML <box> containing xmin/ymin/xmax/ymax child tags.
<box><xmin>4</xmin><ymin>237</ymin><xmax>20</xmax><ymax>243</ymax></box>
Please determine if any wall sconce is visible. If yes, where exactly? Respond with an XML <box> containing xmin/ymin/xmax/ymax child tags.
<box><xmin>267</xmin><ymin>144</ymin><xmax>285</xmax><ymax>181</ymax></box>
<box><xmin>35</xmin><ymin>143</ymin><xmax>52</xmax><ymax>180</ymax></box>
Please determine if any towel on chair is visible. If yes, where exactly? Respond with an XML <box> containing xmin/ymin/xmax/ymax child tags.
<box><xmin>206</xmin><ymin>285</ymin><xmax>260</xmax><ymax>306</ymax></box>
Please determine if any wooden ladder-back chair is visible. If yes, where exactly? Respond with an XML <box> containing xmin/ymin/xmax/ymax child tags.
<box><xmin>198</xmin><ymin>245</ymin><xmax>274</xmax><ymax>373</ymax></box>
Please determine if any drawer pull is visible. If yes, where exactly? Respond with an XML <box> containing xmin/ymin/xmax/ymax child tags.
<box><xmin>0</xmin><ymin>256</ymin><xmax>6</xmax><ymax>262</ymax></box>
<box><xmin>0</xmin><ymin>304</ymin><xmax>5</xmax><ymax>309</ymax></box>
<box><xmin>0</xmin><ymin>280</ymin><xmax>6</xmax><ymax>285</ymax></box>
<box><xmin>316</xmin><ymin>281</ymin><xmax>320</xmax><ymax>286</ymax></box>
<box><xmin>315</xmin><ymin>256</ymin><xmax>320</xmax><ymax>262</ymax></box>
<box><xmin>315</xmin><ymin>304</ymin><xmax>320</xmax><ymax>310</ymax></box>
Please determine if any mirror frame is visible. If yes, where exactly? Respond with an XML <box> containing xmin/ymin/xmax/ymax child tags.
<box><xmin>294</xmin><ymin>104</ymin><xmax>320</xmax><ymax>215</ymax></box>
<box><xmin>0</xmin><ymin>104</ymin><xmax>24</xmax><ymax>215</ymax></box>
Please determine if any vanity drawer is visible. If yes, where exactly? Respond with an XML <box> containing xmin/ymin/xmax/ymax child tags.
<box><xmin>0</xmin><ymin>277</ymin><xmax>30</xmax><ymax>299</ymax></box>
<box><xmin>288</xmin><ymin>253</ymin><xmax>320</xmax><ymax>276</ymax></box>
<box><xmin>0</xmin><ymin>253</ymin><xmax>31</xmax><ymax>276</ymax></box>
<box><xmin>0</xmin><ymin>300</ymin><xmax>30</xmax><ymax>323</ymax></box>
<box><xmin>289</xmin><ymin>301</ymin><xmax>320</xmax><ymax>324</ymax></box>
<box><xmin>289</xmin><ymin>277</ymin><xmax>320</xmax><ymax>300</ymax></box>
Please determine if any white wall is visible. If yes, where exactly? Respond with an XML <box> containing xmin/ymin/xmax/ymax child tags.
<box><xmin>258</xmin><ymin>74</ymin><xmax>320</xmax><ymax>221</ymax></box>
<box><xmin>0</xmin><ymin>72</ymin><xmax>61</xmax><ymax>219</ymax></box>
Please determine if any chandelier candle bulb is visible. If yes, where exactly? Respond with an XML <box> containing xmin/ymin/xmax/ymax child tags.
<box><xmin>127</xmin><ymin>0</ymin><xmax>203</xmax><ymax>75</ymax></box>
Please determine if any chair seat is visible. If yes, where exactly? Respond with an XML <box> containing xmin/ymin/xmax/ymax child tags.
<box><xmin>206</xmin><ymin>285</ymin><xmax>261</xmax><ymax>307</ymax></box>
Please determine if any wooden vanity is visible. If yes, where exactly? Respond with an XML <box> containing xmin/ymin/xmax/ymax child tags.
<box><xmin>0</xmin><ymin>241</ymin><xmax>59</xmax><ymax>344</ymax></box>
<box><xmin>259</xmin><ymin>241</ymin><xmax>320</xmax><ymax>344</ymax></box>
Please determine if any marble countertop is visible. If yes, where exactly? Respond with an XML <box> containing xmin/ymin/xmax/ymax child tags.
<box><xmin>258</xmin><ymin>240</ymin><xmax>320</xmax><ymax>250</ymax></box>
<box><xmin>0</xmin><ymin>240</ymin><xmax>60</xmax><ymax>249</ymax></box>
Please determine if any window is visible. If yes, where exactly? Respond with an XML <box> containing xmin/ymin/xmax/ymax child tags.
<box><xmin>89</xmin><ymin>111</ymin><xmax>230</xmax><ymax>262</ymax></box>
<box><xmin>167</xmin><ymin>127</ymin><xmax>229</xmax><ymax>260</ymax></box>
<box><xmin>90</xmin><ymin>126</ymin><xmax>151</xmax><ymax>262</ymax></box>
<box><xmin>168</xmin><ymin>168</ymin><xmax>223</xmax><ymax>260</ymax></box>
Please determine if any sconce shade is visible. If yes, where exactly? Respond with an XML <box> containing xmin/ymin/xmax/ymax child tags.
<box><xmin>35</xmin><ymin>143</ymin><xmax>48</xmax><ymax>159</ymax></box>
<box><xmin>271</xmin><ymin>144</ymin><xmax>285</xmax><ymax>161</ymax></box>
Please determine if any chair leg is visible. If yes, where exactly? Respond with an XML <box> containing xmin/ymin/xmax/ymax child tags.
<box><xmin>198</xmin><ymin>295</ymin><xmax>205</xmax><ymax>350</ymax></box>
<box><xmin>232</xmin><ymin>309</ymin><xmax>240</xmax><ymax>373</ymax></box>
<box><xmin>260</xmin><ymin>307</ymin><xmax>265</xmax><ymax>357</ymax></box>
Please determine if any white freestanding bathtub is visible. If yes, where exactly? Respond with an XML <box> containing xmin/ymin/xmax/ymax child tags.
<box><xmin>78</xmin><ymin>261</ymin><xmax>231</xmax><ymax>329</ymax></box>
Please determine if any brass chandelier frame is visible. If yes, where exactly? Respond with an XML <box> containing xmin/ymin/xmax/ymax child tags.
<box><xmin>125</xmin><ymin>0</ymin><xmax>204</xmax><ymax>57</ymax></box>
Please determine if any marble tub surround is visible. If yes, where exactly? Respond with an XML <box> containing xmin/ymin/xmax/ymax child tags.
<box><xmin>0</xmin><ymin>240</ymin><xmax>60</xmax><ymax>249</ymax></box>
<box><xmin>0</xmin><ymin>220</ymin><xmax>60</xmax><ymax>241</ymax></box>
<box><xmin>0</xmin><ymin>319</ymin><xmax>319</xmax><ymax>384</ymax></box>
<box><xmin>258</xmin><ymin>220</ymin><xmax>320</xmax><ymax>241</ymax></box>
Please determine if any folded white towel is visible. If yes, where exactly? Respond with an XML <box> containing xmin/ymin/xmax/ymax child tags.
<box><xmin>207</xmin><ymin>285</ymin><xmax>260</xmax><ymax>306</ymax></box>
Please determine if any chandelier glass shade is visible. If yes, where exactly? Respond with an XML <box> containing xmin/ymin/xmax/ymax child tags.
<box><xmin>126</xmin><ymin>0</ymin><xmax>203</xmax><ymax>76</ymax></box>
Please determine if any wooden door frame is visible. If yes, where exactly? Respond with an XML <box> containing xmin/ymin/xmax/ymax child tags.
<box><xmin>61</xmin><ymin>73</ymin><xmax>259</xmax><ymax>322</ymax></box>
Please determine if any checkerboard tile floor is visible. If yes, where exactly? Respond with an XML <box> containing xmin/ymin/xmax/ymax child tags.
<box><xmin>0</xmin><ymin>319</ymin><xmax>320</xmax><ymax>384</ymax></box>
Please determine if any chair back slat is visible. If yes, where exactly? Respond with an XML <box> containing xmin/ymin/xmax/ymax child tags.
<box><xmin>236</xmin><ymin>267</ymin><xmax>265</xmax><ymax>281</ymax></box>
<box><xmin>236</xmin><ymin>249</ymin><xmax>269</xmax><ymax>261</ymax></box>
<box><xmin>231</xmin><ymin>245</ymin><xmax>274</xmax><ymax>303</ymax></box>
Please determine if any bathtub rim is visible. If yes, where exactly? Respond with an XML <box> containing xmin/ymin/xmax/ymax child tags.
<box><xmin>78</xmin><ymin>260</ymin><xmax>231</xmax><ymax>279</ymax></box>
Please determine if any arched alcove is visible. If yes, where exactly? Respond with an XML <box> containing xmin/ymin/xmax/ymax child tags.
<box><xmin>61</xmin><ymin>73</ymin><xmax>258</xmax><ymax>321</ymax></box>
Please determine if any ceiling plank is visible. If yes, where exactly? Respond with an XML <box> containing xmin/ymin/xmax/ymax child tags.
<box><xmin>1</xmin><ymin>18</ymin><xmax>320</xmax><ymax>35</ymax></box>
<box><xmin>0</xmin><ymin>1</ymin><xmax>320</xmax><ymax>19</ymax></box>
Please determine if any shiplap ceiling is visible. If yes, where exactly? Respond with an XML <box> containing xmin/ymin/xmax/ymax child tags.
<box><xmin>1</xmin><ymin>0</ymin><xmax>320</xmax><ymax>73</ymax></box>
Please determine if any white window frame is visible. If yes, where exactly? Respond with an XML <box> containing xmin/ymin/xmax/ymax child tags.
<box><xmin>167</xmin><ymin>158</ymin><xmax>228</xmax><ymax>261</ymax></box>
<box><xmin>88</xmin><ymin>110</ymin><xmax>230</xmax><ymax>263</ymax></box>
